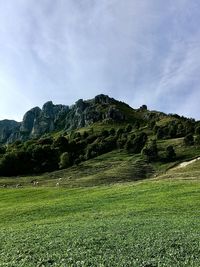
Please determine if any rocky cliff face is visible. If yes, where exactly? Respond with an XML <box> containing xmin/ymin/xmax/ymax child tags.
<box><xmin>0</xmin><ymin>94</ymin><xmax>127</xmax><ymax>143</ymax></box>
<box><xmin>0</xmin><ymin>120</ymin><xmax>21</xmax><ymax>143</ymax></box>
<box><xmin>64</xmin><ymin>94</ymin><xmax>125</xmax><ymax>130</ymax></box>
<box><xmin>19</xmin><ymin>101</ymin><xmax>69</xmax><ymax>139</ymax></box>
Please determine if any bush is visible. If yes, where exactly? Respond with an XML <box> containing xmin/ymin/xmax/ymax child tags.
<box><xmin>53</xmin><ymin>136</ymin><xmax>69</xmax><ymax>152</ymax></box>
<box><xmin>195</xmin><ymin>134</ymin><xmax>200</xmax><ymax>145</ymax></box>
<box><xmin>156</xmin><ymin>127</ymin><xmax>164</xmax><ymax>139</ymax></box>
<box><xmin>59</xmin><ymin>152</ymin><xmax>71</xmax><ymax>169</ymax></box>
<box><xmin>166</xmin><ymin>145</ymin><xmax>176</xmax><ymax>161</ymax></box>
<box><xmin>82</xmin><ymin>131</ymin><xmax>89</xmax><ymax>139</ymax></box>
<box><xmin>195</xmin><ymin>126</ymin><xmax>200</xmax><ymax>135</ymax></box>
<box><xmin>0</xmin><ymin>151</ymin><xmax>32</xmax><ymax>176</ymax></box>
<box><xmin>142</xmin><ymin>140</ymin><xmax>158</xmax><ymax>162</ymax></box>
<box><xmin>101</xmin><ymin>130</ymin><xmax>109</xmax><ymax>138</ymax></box>
<box><xmin>109</xmin><ymin>128</ymin><xmax>116</xmax><ymax>136</ymax></box>
<box><xmin>0</xmin><ymin>145</ymin><xmax>6</xmax><ymax>154</ymax></box>
<box><xmin>125</xmin><ymin>132</ymin><xmax>147</xmax><ymax>153</ymax></box>
<box><xmin>125</xmin><ymin>124</ymin><xmax>132</xmax><ymax>133</ymax></box>
<box><xmin>116</xmin><ymin>128</ymin><xmax>124</xmax><ymax>137</ymax></box>
<box><xmin>184</xmin><ymin>134</ymin><xmax>194</xmax><ymax>146</ymax></box>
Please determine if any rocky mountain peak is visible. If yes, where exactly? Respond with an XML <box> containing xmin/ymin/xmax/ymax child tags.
<box><xmin>0</xmin><ymin>95</ymin><xmax>129</xmax><ymax>143</ymax></box>
<box><xmin>94</xmin><ymin>94</ymin><xmax>113</xmax><ymax>104</ymax></box>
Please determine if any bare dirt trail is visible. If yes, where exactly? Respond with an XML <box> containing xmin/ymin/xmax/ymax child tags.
<box><xmin>174</xmin><ymin>157</ymin><xmax>200</xmax><ymax>169</ymax></box>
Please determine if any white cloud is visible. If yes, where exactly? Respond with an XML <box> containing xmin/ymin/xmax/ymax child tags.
<box><xmin>0</xmin><ymin>0</ymin><xmax>200</xmax><ymax>120</ymax></box>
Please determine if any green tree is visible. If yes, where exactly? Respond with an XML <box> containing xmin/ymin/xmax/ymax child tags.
<box><xmin>116</xmin><ymin>128</ymin><xmax>124</xmax><ymax>137</ymax></box>
<box><xmin>125</xmin><ymin>124</ymin><xmax>132</xmax><ymax>133</ymax></box>
<box><xmin>142</xmin><ymin>140</ymin><xmax>158</xmax><ymax>162</ymax></box>
<box><xmin>166</xmin><ymin>145</ymin><xmax>176</xmax><ymax>161</ymax></box>
<box><xmin>195</xmin><ymin>126</ymin><xmax>200</xmax><ymax>135</ymax></box>
<box><xmin>156</xmin><ymin>127</ymin><xmax>164</xmax><ymax>139</ymax></box>
<box><xmin>184</xmin><ymin>134</ymin><xmax>194</xmax><ymax>146</ymax></box>
<box><xmin>125</xmin><ymin>132</ymin><xmax>147</xmax><ymax>153</ymax></box>
<box><xmin>195</xmin><ymin>134</ymin><xmax>200</xmax><ymax>145</ymax></box>
<box><xmin>53</xmin><ymin>136</ymin><xmax>69</xmax><ymax>152</ymax></box>
<box><xmin>101</xmin><ymin>130</ymin><xmax>109</xmax><ymax>138</ymax></box>
<box><xmin>59</xmin><ymin>152</ymin><xmax>71</xmax><ymax>169</ymax></box>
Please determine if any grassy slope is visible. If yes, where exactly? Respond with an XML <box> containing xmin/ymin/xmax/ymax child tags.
<box><xmin>0</xmin><ymin>137</ymin><xmax>200</xmax><ymax>266</ymax></box>
<box><xmin>1</xmin><ymin>137</ymin><xmax>200</xmax><ymax>188</ymax></box>
<box><xmin>0</xmin><ymin>176</ymin><xmax>200</xmax><ymax>266</ymax></box>
<box><xmin>0</xmin><ymin>166</ymin><xmax>200</xmax><ymax>266</ymax></box>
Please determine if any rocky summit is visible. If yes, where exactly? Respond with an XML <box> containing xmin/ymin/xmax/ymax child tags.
<box><xmin>0</xmin><ymin>94</ymin><xmax>129</xmax><ymax>143</ymax></box>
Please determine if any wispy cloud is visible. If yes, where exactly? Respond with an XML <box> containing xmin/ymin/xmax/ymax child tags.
<box><xmin>0</xmin><ymin>0</ymin><xmax>200</xmax><ymax>120</ymax></box>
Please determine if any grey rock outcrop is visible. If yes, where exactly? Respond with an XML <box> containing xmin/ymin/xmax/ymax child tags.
<box><xmin>64</xmin><ymin>94</ymin><xmax>125</xmax><ymax>130</ymax></box>
<box><xmin>0</xmin><ymin>120</ymin><xmax>21</xmax><ymax>143</ymax></box>
<box><xmin>20</xmin><ymin>107</ymin><xmax>41</xmax><ymax>134</ymax></box>
<box><xmin>0</xmin><ymin>94</ymin><xmax>127</xmax><ymax>143</ymax></box>
<box><xmin>20</xmin><ymin>101</ymin><xmax>69</xmax><ymax>139</ymax></box>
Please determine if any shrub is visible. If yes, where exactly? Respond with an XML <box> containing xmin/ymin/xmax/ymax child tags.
<box><xmin>125</xmin><ymin>132</ymin><xmax>147</xmax><ymax>153</ymax></box>
<box><xmin>109</xmin><ymin>128</ymin><xmax>116</xmax><ymax>136</ymax></box>
<box><xmin>53</xmin><ymin>136</ymin><xmax>69</xmax><ymax>152</ymax></box>
<box><xmin>125</xmin><ymin>124</ymin><xmax>132</xmax><ymax>133</ymax></box>
<box><xmin>116</xmin><ymin>128</ymin><xmax>124</xmax><ymax>137</ymax></box>
<box><xmin>156</xmin><ymin>128</ymin><xmax>164</xmax><ymax>139</ymax></box>
<box><xmin>195</xmin><ymin>134</ymin><xmax>200</xmax><ymax>145</ymax></box>
<box><xmin>195</xmin><ymin>126</ymin><xmax>200</xmax><ymax>135</ymax></box>
<box><xmin>142</xmin><ymin>140</ymin><xmax>158</xmax><ymax>162</ymax></box>
<box><xmin>184</xmin><ymin>134</ymin><xmax>194</xmax><ymax>146</ymax></box>
<box><xmin>166</xmin><ymin>145</ymin><xmax>176</xmax><ymax>161</ymax></box>
<box><xmin>101</xmin><ymin>130</ymin><xmax>109</xmax><ymax>138</ymax></box>
<box><xmin>59</xmin><ymin>152</ymin><xmax>71</xmax><ymax>169</ymax></box>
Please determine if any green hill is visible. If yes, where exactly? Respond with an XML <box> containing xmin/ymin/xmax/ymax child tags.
<box><xmin>0</xmin><ymin>162</ymin><xmax>200</xmax><ymax>266</ymax></box>
<box><xmin>0</xmin><ymin>94</ymin><xmax>199</xmax><ymax>179</ymax></box>
<box><xmin>0</xmin><ymin>95</ymin><xmax>200</xmax><ymax>266</ymax></box>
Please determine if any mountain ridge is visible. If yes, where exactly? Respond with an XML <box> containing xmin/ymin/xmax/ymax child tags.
<box><xmin>0</xmin><ymin>94</ymin><xmax>142</xmax><ymax>143</ymax></box>
<box><xmin>0</xmin><ymin>94</ymin><xmax>196</xmax><ymax>144</ymax></box>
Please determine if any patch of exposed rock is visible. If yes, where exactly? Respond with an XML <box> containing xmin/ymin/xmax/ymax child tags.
<box><xmin>0</xmin><ymin>94</ymin><xmax>127</xmax><ymax>143</ymax></box>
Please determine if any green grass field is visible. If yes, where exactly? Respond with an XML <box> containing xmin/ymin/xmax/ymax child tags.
<box><xmin>1</xmin><ymin>138</ymin><xmax>200</xmax><ymax>266</ymax></box>
<box><xmin>0</xmin><ymin>163</ymin><xmax>200</xmax><ymax>266</ymax></box>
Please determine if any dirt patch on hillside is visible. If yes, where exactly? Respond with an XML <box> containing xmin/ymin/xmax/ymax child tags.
<box><xmin>174</xmin><ymin>157</ymin><xmax>200</xmax><ymax>169</ymax></box>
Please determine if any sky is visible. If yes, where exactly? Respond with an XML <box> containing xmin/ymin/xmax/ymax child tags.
<box><xmin>0</xmin><ymin>0</ymin><xmax>200</xmax><ymax>121</ymax></box>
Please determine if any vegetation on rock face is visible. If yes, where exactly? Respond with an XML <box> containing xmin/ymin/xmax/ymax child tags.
<box><xmin>0</xmin><ymin>94</ymin><xmax>200</xmax><ymax>177</ymax></box>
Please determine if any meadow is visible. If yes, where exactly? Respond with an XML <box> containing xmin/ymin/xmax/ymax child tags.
<box><xmin>1</xmin><ymin>136</ymin><xmax>200</xmax><ymax>267</ymax></box>
<box><xmin>0</xmin><ymin>169</ymin><xmax>200</xmax><ymax>266</ymax></box>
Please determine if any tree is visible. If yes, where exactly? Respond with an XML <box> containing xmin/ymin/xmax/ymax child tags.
<box><xmin>59</xmin><ymin>152</ymin><xmax>70</xmax><ymax>169</ymax></box>
<box><xmin>195</xmin><ymin>135</ymin><xmax>200</xmax><ymax>145</ymax></box>
<box><xmin>195</xmin><ymin>126</ymin><xmax>200</xmax><ymax>135</ymax></box>
<box><xmin>101</xmin><ymin>130</ymin><xmax>109</xmax><ymax>138</ymax></box>
<box><xmin>125</xmin><ymin>124</ymin><xmax>132</xmax><ymax>133</ymax></box>
<box><xmin>156</xmin><ymin>127</ymin><xmax>164</xmax><ymax>139</ymax></box>
<box><xmin>0</xmin><ymin>151</ymin><xmax>32</xmax><ymax>176</ymax></box>
<box><xmin>116</xmin><ymin>128</ymin><xmax>124</xmax><ymax>137</ymax></box>
<box><xmin>53</xmin><ymin>136</ymin><xmax>69</xmax><ymax>152</ymax></box>
<box><xmin>168</xmin><ymin>125</ymin><xmax>177</xmax><ymax>138</ymax></box>
<box><xmin>142</xmin><ymin>140</ymin><xmax>158</xmax><ymax>162</ymax></box>
<box><xmin>185</xmin><ymin>122</ymin><xmax>195</xmax><ymax>135</ymax></box>
<box><xmin>177</xmin><ymin>123</ymin><xmax>185</xmax><ymax>137</ymax></box>
<box><xmin>148</xmin><ymin>120</ymin><xmax>156</xmax><ymax>130</ymax></box>
<box><xmin>109</xmin><ymin>128</ymin><xmax>116</xmax><ymax>136</ymax></box>
<box><xmin>82</xmin><ymin>131</ymin><xmax>89</xmax><ymax>139</ymax></box>
<box><xmin>125</xmin><ymin>132</ymin><xmax>147</xmax><ymax>153</ymax></box>
<box><xmin>0</xmin><ymin>145</ymin><xmax>6</xmax><ymax>154</ymax></box>
<box><xmin>184</xmin><ymin>134</ymin><xmax>194</xmax><ymax>146</ymax></box>
<box><xmin>166</xmin><ymin>145</ymin><xmax>176</xmax><ymax>161</ymax></box>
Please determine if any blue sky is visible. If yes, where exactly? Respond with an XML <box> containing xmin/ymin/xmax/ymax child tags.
<box><xmin>0</xmin><ymin>0</ymin><xmax>200</xmax><ymax>121</ymax></box>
